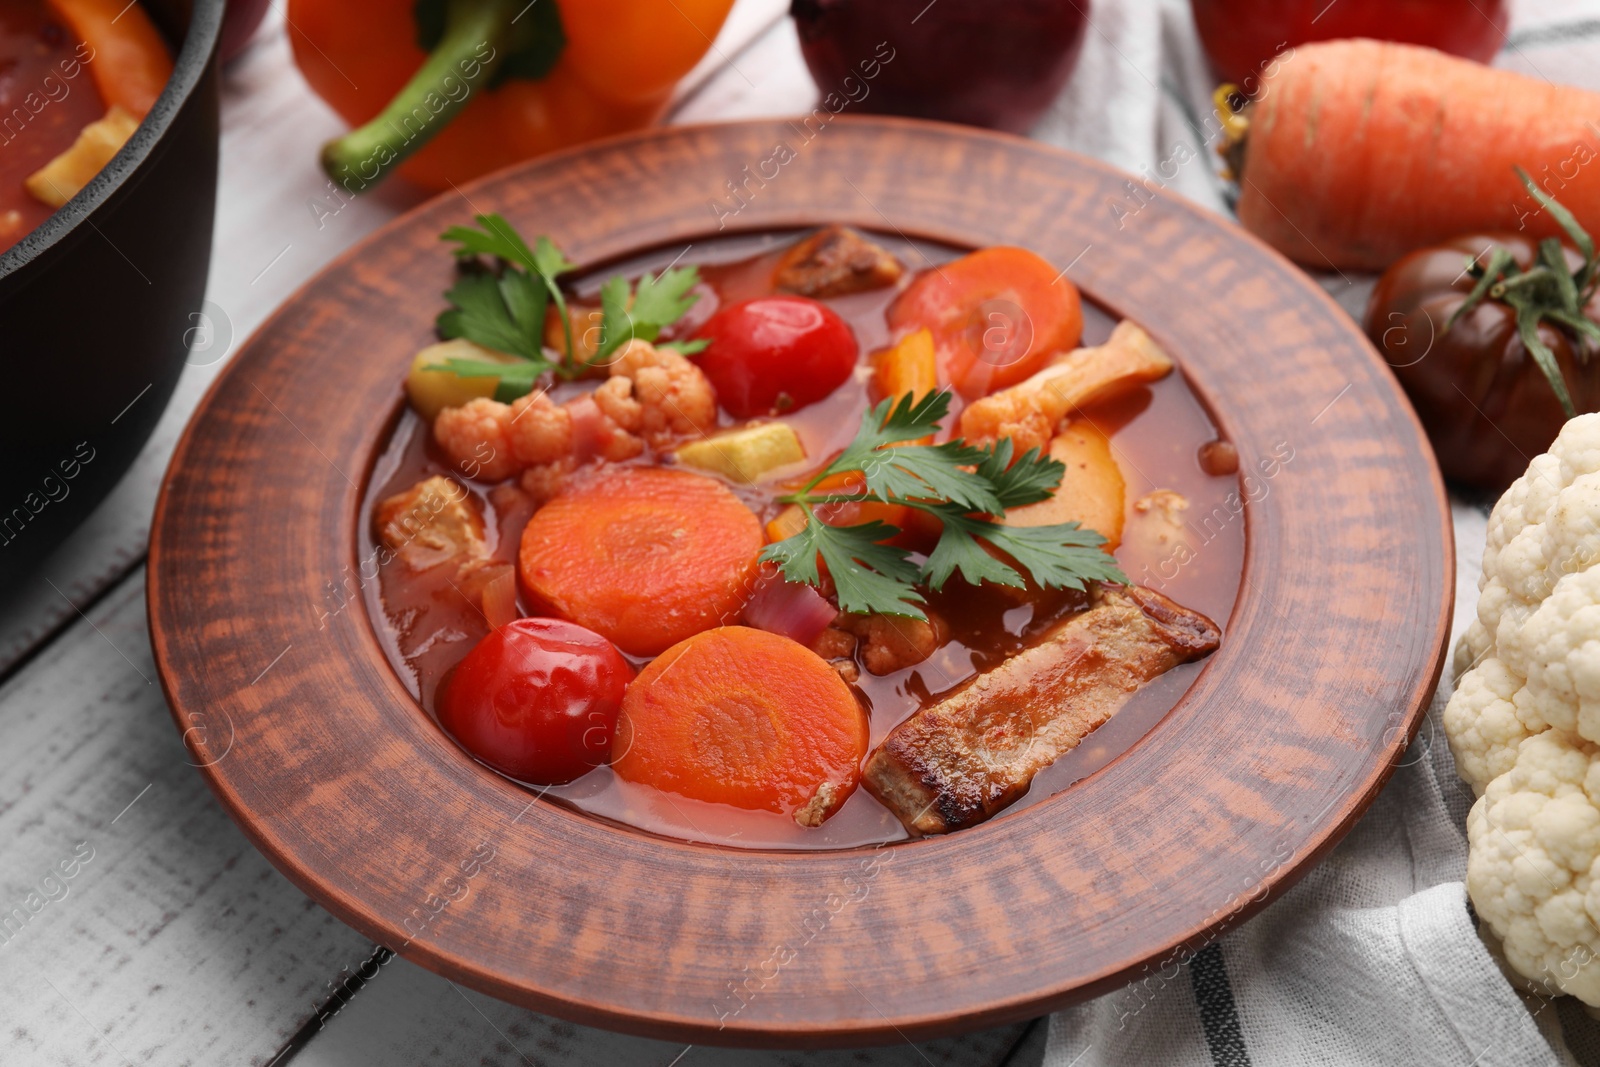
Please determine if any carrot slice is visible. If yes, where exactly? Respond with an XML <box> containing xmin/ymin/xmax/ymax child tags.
<box><xmin>887</xmin><ymin>247</ymin><xmax>1083</xmax><ymax>398</ymax></box>
<box><xmin>612</xmin><ymin>626</ymin><xmax>867</xmax><ymax>824</ymax></box>
<box><xmin>47</xmin><ymin>0</ymin><xmax>173</xmax><ymax>118</ymax></box>
<box><xmin>518</xmin><ymin>466</ymin><xmax>763</xmax><ymax>656</ymax></box>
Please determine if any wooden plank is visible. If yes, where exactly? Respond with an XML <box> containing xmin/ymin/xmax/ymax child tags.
<box><xmin>292</xmin><ymin>956</ymin><xmax>1029</xmax><ymax>1067</ymax></box>
<box><xmin>0</xmin><ymin>568</ymin><xmax>374</xmax><ymax>1066</ymax></box>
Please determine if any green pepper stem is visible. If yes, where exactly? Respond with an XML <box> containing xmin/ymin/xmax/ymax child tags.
<box><xmin>321</xmin><ymin>0</ymin><xmax>515</xmax><ymax>192</ymax></box>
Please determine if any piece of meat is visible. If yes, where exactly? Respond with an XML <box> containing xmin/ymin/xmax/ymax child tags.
<box><xmin>773</xmin><ymin>224</ymin><xmax>904</xmax><ymax>298</ymax></box>
<box><xmin>375</xmin><ymin>475</ymin><xmax>488</xmax><ymax>573</ymax></box>
<box><xmin>811</xmin><ymin>626</ymin><xmax>862</xmax><ymax>683</ymax></box>
<box><xmin>958</xmin><ymin>321</ymin><xmax>1175</xmax><ymax>455</ymax></box>
<box><xmin>838</xmin><ymin>611</ymin><xmax>946</xmax><ymax>676</ymax></box>
<box><xmin>863</xmin><ymin>584</ymin><xmax>1220</xmax><ymax>835</ymax></box>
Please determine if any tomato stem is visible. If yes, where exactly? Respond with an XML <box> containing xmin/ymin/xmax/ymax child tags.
<box><xmin>1441</xmin><ymin>170</ymin><xmax>1600</xmax><ymax>417</ymax></box>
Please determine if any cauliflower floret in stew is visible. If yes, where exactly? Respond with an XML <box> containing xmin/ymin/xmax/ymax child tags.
<box><xmin>432</xmin><ymin>341</ymin><xmax>717</xmax><ymax>488</ymax></box>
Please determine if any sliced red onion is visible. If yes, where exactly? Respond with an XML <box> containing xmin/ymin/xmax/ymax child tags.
<box><xmin>481</xmin><ymin>569</ymin><xmax>519</xmax><ymax>631</ymax></box>
<box><xmin>742</xmin><ymin>573</ymin><xmax>838</xmax><ymax>647</ymax></box>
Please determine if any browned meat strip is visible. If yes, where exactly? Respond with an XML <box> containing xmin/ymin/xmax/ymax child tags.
<box><xmin>863</xmin><ymin>585</ymin><xmax>1221</xmax><ymax>835</ymax></box>
<box><xmin>773</xmin><ymin>224</ymin><xmax>904</xmax><ymax>298</ymax></box>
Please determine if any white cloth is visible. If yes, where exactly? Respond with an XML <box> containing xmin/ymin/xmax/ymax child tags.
<box><xmin>1018</xmin><ymin>2</ymin><xmax>1600</xmax><ymax>1064</ymax></box>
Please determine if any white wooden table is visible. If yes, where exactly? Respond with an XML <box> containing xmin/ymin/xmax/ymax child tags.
<box><xmin>0</xmin><ymin>1</ymin><xmax>1591</xmax><ymax>1063</ymax></box>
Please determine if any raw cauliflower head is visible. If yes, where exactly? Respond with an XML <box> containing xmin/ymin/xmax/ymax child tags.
<box><xmin>1446</xmin><ymin>415</ymin><xmax>1600</xmax><ymax>794</ymax></box>
<box><xmin>1514</xmin><ymin>566</ymin><xmax>1600</xmax><ymax>743</ymax></box>
<box><xmin>1467</xmin><ymin>730</ymin><xmax>1600</xmax><ymax>1004</ymax></box>
<box><xmin>1447</xmin><ymin>414</ymin><xmax>1600</xmax><ymax>1004</ymax></box>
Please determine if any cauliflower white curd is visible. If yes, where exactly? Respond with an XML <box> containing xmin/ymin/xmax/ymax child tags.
<box><xmin>1446</xmin><ymin>413</ymin><xmax>1600</xmax><ymax>1001</ymax></box>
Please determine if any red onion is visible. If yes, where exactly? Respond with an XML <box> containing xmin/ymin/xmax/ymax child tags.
<box><xmin>742</xmin><ymin>573</ymin><xmax>837</xmax><ymax>647</ymax></box>
<box><xmin>481</xmin><ymin>569</ymin><xmax>519</xmax><ymax>631</ymax></box>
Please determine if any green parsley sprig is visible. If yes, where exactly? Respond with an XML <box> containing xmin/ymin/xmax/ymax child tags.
<box><xmin>426</xmin><ymin>214</ymin><xmax>704</xmax><ymax>399</ymax></box>
<box><xmin>761</xmin><ymin>391</ymin><xmax>1128</xmax><ymax>619</ymax></box>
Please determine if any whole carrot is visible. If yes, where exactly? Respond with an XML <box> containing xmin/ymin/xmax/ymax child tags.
<box><xmin>1236</xmin><ymin>40</ymin><xmax>1600</xmax><ymax>272</ymax></box>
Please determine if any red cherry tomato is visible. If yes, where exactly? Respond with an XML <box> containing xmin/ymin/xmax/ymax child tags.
<box><xmin>436</xmin><ymin>618</ymin><xmax>634</xmax><ymax>785</ymax></box>
<box><xmin>694</xmin><ymin>296</ymin><xmax>858</xmax><ymax>418</ymax></box>
<box><xmin>1190</xmin><ymin>0</ymin><xmax>1508</xmax><ymax>88</ymax></box>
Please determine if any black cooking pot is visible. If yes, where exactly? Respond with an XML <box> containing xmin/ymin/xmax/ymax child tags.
<box><xmin>0</xmin><ymin>0</ymin><xmax>222</xmax><ymax>586</ymax></box>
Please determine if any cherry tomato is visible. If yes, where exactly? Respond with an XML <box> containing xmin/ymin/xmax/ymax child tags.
<box><xmin>436</xmin><ymin>618</ymin><xmax>634</xmax><ymax>785</ymax></box>
<box><xmin>887</xmin><ymin>246</ymin><xmax>1083</xmax><ymax>397</ymax></box>
<box><xmin>1190</xmin><ymin>0</ymin><xmax>1508</xmax><ymax>89</ymax></box>
<box><xmin>694</xmin><ymin>296</ymin><xmax>858</xmax><ymax>418</ymax></box>
<box><xmin>1363</xmin><ymin>234</ymin><xmax>1600</xmax><ymax>492</ymax></box>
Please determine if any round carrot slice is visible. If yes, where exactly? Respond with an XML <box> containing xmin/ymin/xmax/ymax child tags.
<box><xmin>518</xmin><ymin>467</ymin><xmax>763</xmax><ymax>656</ymax></box>
<box><xmin>887</xmin><ymin>246</ymin><xmax>1084</xmax><ymax>397</ymax></box>
<box><xmin>613</xmin><ymin>626</ymin><xmax>867</xmax><ymax>823</ymax></box>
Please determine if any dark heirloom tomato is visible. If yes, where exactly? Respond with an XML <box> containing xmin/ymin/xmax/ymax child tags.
<box><xmin>1190</xmin><ymin>0</ymin><xmax>1508</xmax><ymax>88</ymax></box>
<box><xmin>436</xmin><ymin>619</ymin><xmax>634</xmax><ymax>785</ymax></box>
<box><xmin>694</xmin><ymin>296</ymin><xmax>858</xmax><ymax>418</ymax></box>
<box><xmin>1364</xmin><ymin>234</ymin><xmax>1600</xmax><ymax>491</ymax></box>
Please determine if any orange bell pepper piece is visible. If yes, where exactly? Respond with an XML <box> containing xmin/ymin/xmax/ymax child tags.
<box><xmin>287</xmin><ymin>0</ymin><xmax>734</xmax><ymax>192</ymax></box>
<box><xmin>46</xmin><ymin>0</ymin><xmax>173</xmax><ymax>118</ymax></box>
<box><xmin>873</xmin><ymin>327</ymin><xmax>939</xmax><ymax>444</ymax></box>
<box><xmin>873</xmin><ymin>327</ymin><xmax>939</xmax><ymax>402</ymax></box>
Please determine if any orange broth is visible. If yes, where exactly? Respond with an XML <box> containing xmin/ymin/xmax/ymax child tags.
<box><xmin>0</xmin><ymin>0</ymin><xmax>103</xmax><ymax>252</ymax></box>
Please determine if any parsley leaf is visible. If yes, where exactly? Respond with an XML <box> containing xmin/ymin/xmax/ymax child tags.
<box><xmin>659</xmin><ymin>338</ymin><xmax>710</xmax><ymax>355</ymax></box>
<box><xmin>632</xmin><ymin>267</ymin><xmax>702</xmax><ymax>331</ymax></box>
<box><xmin>976</xmin><ymin>438</ymin><xmax>1064</xmax><ymax>509</ymax></box>
<box><xmin>826</xmin><ymin>394</ymin><xmax>997</xmax><ymax>512</ymax></box>
<box><xmin>765</xmin><ymin>388</ymin><xmax>1129</xmax><ymax>617</ymax></box>
<box><xmin>593</xmin><ymin>266</ymin><xmax>703</xmax><ymax>364</ymax></box>
<box><xmin>436</xmin><ymin>270</ymin><xmax>548</xmax><ymax>363</ymax></box>
<box><xmin>921</xmin><ymin>508</ymin><xmax>1125</xmax><ymax>592</ymax></box>
<box><xmin>441</xmin><ymin>214</ymin><xmax>574</xmax><ymax>280</ymax></box>
<box><xmin>432</xmin><ymin>217</ymin><xmax>705</xmax><ymax>396</ymax></box>
<box><xmin>440</xmin><ymin>214</ymin><xmax>578</xmax><ymax>383</ymax></box>
<box><xmin>979</xmin><ymin>522</ymin><xmax>1128</xmax><ymax>591</ymax></box>
<box><xmin>760</xmin><ymin>516</ymin><xmax>926</xmax><ymax>618</ymax></box>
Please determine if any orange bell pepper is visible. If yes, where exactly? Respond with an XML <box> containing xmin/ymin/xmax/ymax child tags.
<box><xmin>287</xmin><ymin>0</ymin><xmax>734</xmax><ymax>193</ymax></box>
<box><xmin>47</xmin><ymin>0</ymin><xmax>173</xmax><ymax>118</ymax></box>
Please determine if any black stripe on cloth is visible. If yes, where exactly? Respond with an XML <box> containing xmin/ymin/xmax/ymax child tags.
<box><xmin>1506</xmin><ymin>18</ymin><xmax>1600</xmax><ymax>50</ymax></box>
<box><xmin>1189</xmin><ymin>943</ymin><xmax>1253</xmax><ymax>1067</ymax></box>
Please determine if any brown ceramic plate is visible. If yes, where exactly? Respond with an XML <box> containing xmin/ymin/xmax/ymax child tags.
<box><xmin>148</xmin><ymin>118</ymin><xmax>1451</xmax><ymax>1047</ymax></box>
